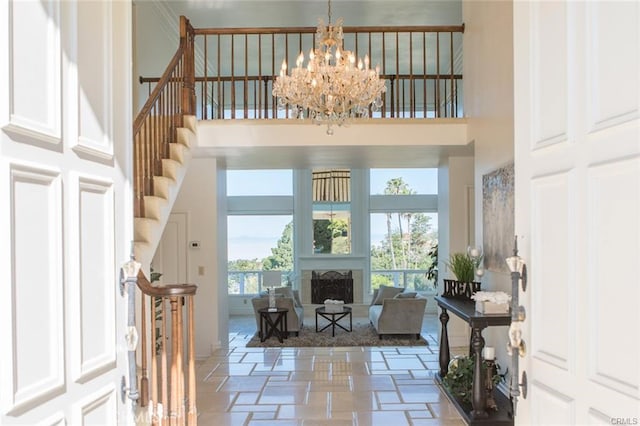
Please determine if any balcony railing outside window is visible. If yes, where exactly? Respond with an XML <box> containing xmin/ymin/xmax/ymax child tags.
<box><xmin>228</xmin><ymin>269</ymin><xmax>435</xmax><ymax>296</ymax></box>
<box><xmin>140</xmin><ymin>23</ymin><xmax>464</xmax><ymax>122</ymax></box>
<box><xmin>371</xmin><ymin>269</ymin><xmax>436</xmax><ymax>293</ymax></box>
<box><xmin>228</xmin><ymin>270</ymin><xmax>291</xmax><ymax>295</ymax></box>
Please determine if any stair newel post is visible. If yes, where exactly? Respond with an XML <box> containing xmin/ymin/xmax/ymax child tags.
<box><xmin>180</xmin><ymin>16</ymin><xmax>196</xmax><ymax>121</ymax></box>
<box><xmin>187</xmin><ymin>296</ymin><xmax>197</xmax><ymax>425</ymax></box>
<box><xmin>133</xmin><ymin>129</ymin><xmax>143</xmax><ymax>217</ymax></box>
<box><xmin>169</xmin><ymin>297</ymin><xmax>177</xmax><ymax>425</ymax></box>
<box><xmin>176</xmin><ymin>297</ymin><xmax>185</xmax><ymax>422</ymax></box>
<box><xmin>140</xmin><ymin>293</ymin><xmax>149</xmax><ymax>407</ymax></box>
<box><xmin>161</xmin><ymin>297</ymin><xmax>169</xmax><ymax>425</ymax></box>
<box><xmin>150</xmin><ymin>296</ymin><xmax>158</xmax><ymax>416</ymax></box>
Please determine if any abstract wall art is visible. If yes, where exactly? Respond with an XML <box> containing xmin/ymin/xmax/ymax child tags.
<box><xmin>482</xmin><ymin>163</ymin><xmax>515</xmax><ymax>273</ymax></box>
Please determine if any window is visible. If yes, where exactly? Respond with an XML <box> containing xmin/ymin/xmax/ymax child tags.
<box><xmin>370</xmin><ymin>168</ymin><xmax>438</xmax><ymax>292</ymax></box>
<box><xmin>370</xmin><ymin>212</ymin><xmax>438</xmax><ymax>292</ymax></box>
<box><xmin>227</xmin><ymin>215</ymin><xmax>293</xmax><ymax>294</ymax></box>
<box><xmin>312</xmin><ymin>169</ymin><xmax>351</xmax><ymax>254</ymax></box>
<box><xmin>370</xmin><ymin>168</ymin><xmax>437</xmax><ymax>195</ymax></box>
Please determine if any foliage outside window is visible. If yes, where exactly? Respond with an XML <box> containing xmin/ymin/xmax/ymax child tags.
<box><xmin>370</xmin><ymin>176</ymin><xmax>437</xmax><ymax>292</ymax></box>
<box><xmin>370</xmin><ymin>168</ymin><xmax>437</xmax><ymax>195</ymax></box>
<box><xmin>227</xmin><ymin>216</ymin><xmax>293</xmax><ymax>294</ymax></box>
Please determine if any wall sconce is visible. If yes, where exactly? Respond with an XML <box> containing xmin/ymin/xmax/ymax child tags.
<box><xmin>505</xmin><ymin>236</ymin><xmax>528</xmax><ymax>415</ymax></box>
<box><xmin>120</xmin><ymin>250</ymin><xmax>141</xmax><ymax>406</ymax></box>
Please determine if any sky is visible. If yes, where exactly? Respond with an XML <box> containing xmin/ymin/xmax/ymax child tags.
<box><xmin>227</xmin><ymin>169</ymin><xmax>438</xmax><ymax>261</ymax></box>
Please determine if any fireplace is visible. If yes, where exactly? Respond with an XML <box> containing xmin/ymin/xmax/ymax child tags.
<box><xmin>311</xmin><ymin>270</ymin><xmax>354</xmax><ymax>304</ymax></box>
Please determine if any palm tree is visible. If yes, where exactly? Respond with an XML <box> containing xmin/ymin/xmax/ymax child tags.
<box><xmin>386</xmin><ymin>211</ymin><xmax>396</xmax><ymax>269</ymax></box>
<box><xmin>384</xmin><ymin>178</ymin><xmax>414</xmax><ymax>268</ymax></box>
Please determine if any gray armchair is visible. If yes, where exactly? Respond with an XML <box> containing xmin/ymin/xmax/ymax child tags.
<box><xmin>369</xmin><ymin>287</ymin><xmax>427</xmax><ymax>339</ymax></box>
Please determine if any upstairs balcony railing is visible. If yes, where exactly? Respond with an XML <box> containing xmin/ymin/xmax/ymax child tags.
<box><xmin>140</xmin><ymin>22</ymin><xmax>464</xmax><ymax>122</ymax></box>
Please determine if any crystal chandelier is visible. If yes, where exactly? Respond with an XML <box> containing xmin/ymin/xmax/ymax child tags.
<box><xmin>272</xmin><ymin>0</ymin><xmax>386</xmax><ymax>135</ymax></box>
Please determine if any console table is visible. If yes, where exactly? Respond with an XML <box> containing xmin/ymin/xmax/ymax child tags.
<box><xmin>434</xmin><ymin>296</ymin><xmax>513</xmax><ymax>425</ymax></box>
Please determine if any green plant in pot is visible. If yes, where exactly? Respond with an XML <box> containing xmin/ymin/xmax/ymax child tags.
<box><xmin>443</xmin><ymin>252</ymin><xmax>483</xmax><ymax>299</ymax></box>
<box><xmin>442</xmin><ymin>355</ymin><xmax>504</xmax><ymax>407</ymax></box>
<box><xmin>447</xmin><ymin>252</ymin><xmax>481</xmax><ymax>283</ymax></box>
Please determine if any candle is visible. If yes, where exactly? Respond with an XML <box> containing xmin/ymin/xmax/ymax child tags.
<box><xmin>470</xmin><ymin>247</ymin><xmax>480</xmax><ymax>258</ymax></box>
<box><xmin>483</xmin><ymin>346</ymin><xmax>495</xmax><ymax>360</ymax></box>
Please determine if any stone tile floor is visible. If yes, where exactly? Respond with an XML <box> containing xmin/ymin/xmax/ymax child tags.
<box><xmin>195</xmin><ymin>314</ymin><xmax>464</xmax><ymax>425</ymax></box>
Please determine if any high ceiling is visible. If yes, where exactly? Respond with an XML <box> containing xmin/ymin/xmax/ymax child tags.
<box><xmin>163</xmin><ymin>1</ymin><xmax>462</xmax><ymax>29</ymax></box>
<box><xmin>152</xmin><ymin>1</ymin><xmax>469</xmax><ymax>169</ymax></box>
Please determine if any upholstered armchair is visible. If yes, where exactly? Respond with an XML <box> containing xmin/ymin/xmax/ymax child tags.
<box><xmin>369</xmin><ymin>286</ymin><xmax>427</xmax><ymax>339</ymax></box>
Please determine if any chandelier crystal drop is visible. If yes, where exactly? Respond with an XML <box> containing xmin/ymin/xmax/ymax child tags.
<box><xmin>272</xmin><ymin>0</ymin><xmax>386</xmax><ymax>135</ymax></box>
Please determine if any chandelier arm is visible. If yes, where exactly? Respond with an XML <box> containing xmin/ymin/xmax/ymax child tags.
<box><xmin>272</xmin><ymin>0</ymin><xmax>385</xmax><ymax>134</ymax></box>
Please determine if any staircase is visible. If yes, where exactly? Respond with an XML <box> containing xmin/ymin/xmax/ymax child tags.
<box><xmin>131</xmin><ymin>16</ymin><xmax>199</xmax><ymax>425</ymax></box>
<box><xmin>133</xmin><ymin>115</ymin><xmax>196</xmax><ymax>268</ymax></box>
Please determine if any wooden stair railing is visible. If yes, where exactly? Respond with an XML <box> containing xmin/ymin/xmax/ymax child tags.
<box><xmin>137</xmin><ymin>271</ymin><xmax>198</xmax><ymax>426</ymax></box>
<box><xmin>140</xmin><ymin>23</ymin><xmax>465</xmax><ymax>121</ymax></box>
<box><xmin>132</xmin><ymin>15</ymin><xmax>198</xmax><ymax>426</ymax></box>
<box><xmin>133</xmin><ymin>16</ymin><xmax>195</xmax><ymax>218</ymax></box>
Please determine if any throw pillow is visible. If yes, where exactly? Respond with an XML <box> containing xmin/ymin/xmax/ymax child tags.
<box><xmin>292</xmin><ymin>290</ymin><xmax>303</xmax><ymax>308</ymax></box>
<box><xmin>372</xmin><ymin>285</ymin><xmax>405</xmax><ymax>305</ymax></box>
<box><xmin>394</xmin><ymin>291</ymin><xmax>418</xmax><ymax>299</ymax></box>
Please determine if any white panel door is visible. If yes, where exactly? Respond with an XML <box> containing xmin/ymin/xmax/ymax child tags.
<box><xmin>151</xmin><ymin>213</ymin><xmax>189</xmax><ymax>365</ymax></box>
<box><xmin>0</xmin><ymin>1</ymin><xmax>134</xmax><ymax>424</ymax></box>
<box><xmin>514</xmin><ymin>1</ymin><xmax>640</xmax><ymax>424</ymax></box>
<box><xmin>152</xmin><ymin>212</ymin><xmax>189</xmax><ymax>285</ymax></box>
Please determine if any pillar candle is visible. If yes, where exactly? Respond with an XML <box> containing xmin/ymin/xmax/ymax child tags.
<box><xmin>483</xmin><ymin>346</ymin><xmax>495</xmax><ymax>360</ymax></box>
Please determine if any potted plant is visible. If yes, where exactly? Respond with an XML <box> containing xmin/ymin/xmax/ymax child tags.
<box><xmin>443</xmin><ymin>252</ymin><xmax>482</xmax><ymax>299</ymax></box>
<box><xmin>442</xmin><ymin>355</ymin><xmax>504</xmax><ymax>409</ymax></box>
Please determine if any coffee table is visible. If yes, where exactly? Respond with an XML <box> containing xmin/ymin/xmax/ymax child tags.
<box><xmin>315</xmin><ymin>306</ymin><xmax>352</xmax><ymax>337</ymax></box>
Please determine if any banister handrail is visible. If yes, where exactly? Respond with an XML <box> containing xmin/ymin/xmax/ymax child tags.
<box><xmin>141</xmin><ymin>22</ymin><xmax>465</xmax><ymax>121</ymax></box>
<box><xmin>137</xmin><ymin>271</ymin><xmax>198</xmax><ymax>296</ymax></box>
<box><xmin>140</xmin><ymin>73</ymin><xmax>463</xmax><ymax>84</ymax></box>
<box><xmin>132</xmin><ymin>16</ymin><xmax>195</xmax><ymax>218</ymax></box>
<box><xmin>133</xmin><ymin>46</ymin><xmax>186</xmax><ymax>134</ymax></box>
<box><xmin>193</xmin><ymin>24</ymin><xmax>465</xmax><ymax>35</ymax></box>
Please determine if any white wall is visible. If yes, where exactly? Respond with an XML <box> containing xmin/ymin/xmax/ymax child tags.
<box><xmin>438</xmin><ymin>155</ymin><xmax>475</xmax><ymax>346</ymax></box>
<box><xmin>170</xmin><ymin>158</ymin><xmax>225</xmax><ymax>358</ymax></box>
<box><xmin>463</xmin><ymin>0</ymin><xmax>514</xmax><ymax>376</ymax></box>
<box><xmin>133</xmin><ymin>1</ymin><xmax>181</xmax><ymax>114</ymax></box>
